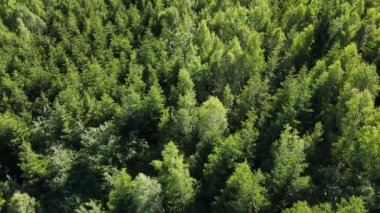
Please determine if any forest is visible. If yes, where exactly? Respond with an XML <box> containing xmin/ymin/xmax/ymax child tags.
<box><xmin>0</xmin><ymin>0</ymin><xmax>380</xmax><ymax>212</ymax></box>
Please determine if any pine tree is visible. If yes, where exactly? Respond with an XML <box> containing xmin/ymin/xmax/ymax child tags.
<box><xmin>152</xmin><ymin>142</ymin><xmax>196</xmax><ymax>212</ymax></box>
<box><xmin>216</xmin><ymin>162</ymin><xmax>269</xmax><ymax>212</ymax></box>
<box><xmin>271</xmin><ymin>125</ymin><xmax>311</xmax><ymax>208</ymax></box>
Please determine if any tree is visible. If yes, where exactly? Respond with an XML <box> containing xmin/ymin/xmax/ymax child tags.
<box><xmin>0</xmin><ymin>112</ymin><xmax>26</xmax><ymax>181</ymax></box>
<box><xmin>360</xmin><ymin>8</ymin><xmax>380</xmax><ymax>68</ymax></box>
<box><xmin>6</xmin><ymin>192</ymin><xmax>38</xmax><ymax>213</ymax></box>
<box><xmin>202</xmin><ymin>135</ymin><xmax>245</xmax><ymax>200</ymax></box>
<box><xmin>283</xmin><ymin>201</ymin><xmax>332</xmax><ymax>213</ymax></box>
<box><xmin>271</xmin><ymin>125</ymin><xmax>311</xmax><ymax>208</ymax></box>
<box><xmin>19</xmin><ymin>142</ymin><xmax>49</xmax><ymax>185</ymax></box>
<box><xmin>141</xmin><ymin>82</ymin><xmax>166</xmax><ymax>143</ymax></box>
<box><xmin>0</xmin><ymin>1</ymin><xmax>380</xmax><ymax>212</ymax></box>
<box><xmin>106</xmin><ymin>169</ymin><xmax>134</xmax><ymax>212</ymax></box>
<box><xmin>216</xmin><ymin>162</ymin><xmax>269</xmax><ymax>212</ymax></box>
<box><xmin>75</xmin><ymin>200</ymin><xmax>104</xmax><ymax>213</ymax></box>
<box><xmin>197</xmin><ymin>96</ymin><xmax>228</xmax><ymax>144</ymax></box>
<box><xmin>0</xmin><ymin>198</ymin><xmax>4</xmax><ymax>212</ymax></box>
<box><xmin>194</xmin><ymin>20</ymin><xmax>213</xmax><ymax>60</ymax></box>
<box><xmin>152</xmin><ymin>142</ymin><xmax>196</xmax><ymax>212</ymax></box>
<box><xmin>337</xmin><ymin>196</ymin><xmax>367</xmax><ymax>213</ymax></box>
<box><xmin>333</xmin><ymin>89</ymin><xmax>378</xmax><ymax>170</ymax></box>
<box><xmin>47</xmin><ymin>145</ymin><xmax>77</xmax><ymax>191</ymax></box>
<box><xmin>106</xmin><ymin>170</ymin><xmax>162</xmax><ymax>213</ymax></box>
<box><xmin>203</xmin><ymin>113</ymin><xmax>259</xmax><ymax>199</ymax></box>
<box><xmin>266</xmin><ymin>70</ymin><xmax>313</xmax><ymax>142</ymax></box>
<box><xmin>221</xmin><ymin>85</ymin><xmax>234</xmax><ymax>110</ymax></box>
<box><xmin>193</xmin><ymin>96</ymin><xmax>228</xmax><ymax>175</ymax></box>
<box><xmin>330</xmin><ymin>88</ymin><xmax>380</xmax><ymax>205</ymax></box>
<box><xmin>248</xmin><ymin>0</ymin><xmax>272</xmax><ymax>32</ymax></box>
<box><xmin>234</xmin><ymin>74</ymin><xmax>270</xmax><ymax>128</ymax></box>
<box><xmin>284</xmin><ymin>24</ymin><xmax>315</xmax><ymax>70</ymax></box>
<box><xmin>328</xmin><ymin>2</ymin><xmax>361</xmax><ymax>46</ymax></box>
<box><xmin>170</xmin><ymin>69</ymin><xmax>198</xmax><ymax>151</ymax></box>
<box><xmin>132</xmin><ymin>173</ymin><xmax>162</xmax><ymax>213</ymax></box>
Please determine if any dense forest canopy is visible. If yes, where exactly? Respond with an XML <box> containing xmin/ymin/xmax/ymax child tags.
<box><xmin>0</xmin><ymin>0</ymin><xmax>380</xmax><ymax>212</ymax></box>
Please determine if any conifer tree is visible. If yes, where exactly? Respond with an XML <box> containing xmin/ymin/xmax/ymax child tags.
<box><xmin>152</xmin><ymin>142</ymin><xmax>196</xmax><ymax>212</ymax></box>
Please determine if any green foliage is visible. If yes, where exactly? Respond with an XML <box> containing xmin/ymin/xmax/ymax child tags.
<box><xmin>106</xmin><ymin>169</ymin><xmax>134</xmax><ymax>212</ymax></box>
<box><xmin>0</xmin><ymin>112</ymin><xmax>26</xmax><ymax>178</ymax></box>
<box><xmin>203</xmin><ymin>113</ymin><xmax>258</xmax><ymax>198</ymax></box>
<box><xmin>47</xmin><ymin>145</ymin><xmax>77</xmax><ymax>190</ymax></box>
<box><xmin>152</xmin><ymin>142</ymin><xmax>195</xmax><ymax>212</ymax></box>
<box><xmin>6</xmin><ymin>192</ymin><xmax>38</xmax><ymax>213</ymax></box>
<box><xmin>19</xmin><ymin>142</ymin><xmax>48</xmax><ymax>185</ymax></box>
<box><xmin>271</xmin><ymin>125</ymin><xmax>311</xmax><ymax>207</ymax></box>
<box><xmin>197</xmin><ymin>96</ymin><xmax>228</xmax><ymax>143</ymax></box>
<box><xmin>193</xmin><ymin>96</ymin><xmax>228</xmax><ymax>175</ymax></box>
<box><xmin>0</xmin><ymin>1</ymin><xmax>379</xmax><ymax>212</ymax></box>
<box><xmin>216</xmin><ymin>162</ymin><xmax>269</xmax><ymax>212</ymax></box>
<box><xmin>234</xmin><ymin>75</ymin><xmax>269</xmax><ymax>127</ymax></box>
<box><xmin>75</xmin><ymin>200</ymin><xmax>104</xmax><ymax>213</ymax></box>
<box><xmin>0</xmin><ymin>198</ymin><xmax>4</xmax><ymax>212</ymax></box>
<box><xmin>170</xmin><ymin>69</ymin><xmax>197</xmax><ymax>149</ymax></box>
<box><xmin>132</xmin><ymin>173</ymin><xmax>162</xmax><ymax>213</ymax></box>
<box><xmin>271</xmin><ymin>70</ymin><xmax>313</xmax><ymax>132</ymax></box>
<box><xmin>283</xmin><ymin>201</ymin><xmax>332</xmax><ymax>213</ymax></box>
<box><xmin>285</xmin><ymin>24</ymin><xmax>315</xmax><ymax>69</ymax></box>
<box><xmin>329</xmin><ymin>2</ymin><xmax>362</xmax><ymax>46</ymax></box>
<box><xmin>106</xmin><ymin>170</ymin><xmax>162</xmax><ymax>213</ymax></box>
<box><xmin>203</xmin><ymin>134</ymin><xmax>245</xmax><ymax>199</ymax></box>
<box><xmin>337</xmin><ymin>196</ymin><xmax>367</xmax><ymax>213</ymax></box>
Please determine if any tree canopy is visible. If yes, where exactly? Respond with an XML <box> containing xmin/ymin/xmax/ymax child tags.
<box><xmin>0</xmin><ymin>0</ymin><xmax>379</xmax><ymax>212</ymax></box>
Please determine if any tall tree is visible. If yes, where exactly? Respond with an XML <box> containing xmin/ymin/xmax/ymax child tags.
<box><xmin>193</xmin><ymin>96</ymin><xmax>228</xmax><ymax>176</ymax></box>
<box><xmin>106</xmin><ymin>169</ymin><xmax>134</xmax><ymax>213</ymax></box>
<box><xmin>215</xmin><ymin>162</ymin><xmax>269</xmax><ymax>212</ymax></box>
<box><xmin>152</xmin><ymin>142</ymin><xmax>196</xmax><ymax>212</ymax></box>
<box><xmin>170</xmin><ymin>69</ymin><xmax>197</xmax><ymax>152</ymax></box>
<box><xmin>6</xmin><ymin>192</ymin><xmax>39</xmax><ymax>213</ymax></box>
<box><xmin>203</xmin><ymin>113</ymin><xmax>258</xmax><ymax>199</ymax></box>
<box><xmin>131</xmin><ymin>173</ymin><xmax>162</xmax><ymax>213</ymax></box>
<box><xmin>271</xmin><ymin>125</ymin><xmax>311</xmax><ymax>208</ymax></box>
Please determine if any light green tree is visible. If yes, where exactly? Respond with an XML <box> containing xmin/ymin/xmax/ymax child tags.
<box><xmin>6</xmin><ymin>192</ymin><xmax>38</xmax><ymax>213</ymax></box>
<box><xmin>197</xmin><ymin>96</ymin><xmax>228</xmax><ymax>144</ymax></box>
<box><xmin>216</xmin><ymin>162</ymin><xmax>269</xmax><ymax>212</ymax></box>
<box><xmin>106</xmin><ymin>170</ymin><xmax>162</xmax><ymax>213</ymax></box>
<box><xmin>337</xmin><ymin>196</ymin><xmax>367</xmax><ymax>213</ymax></box>
<box><xmin>19</xmin><ymin>142</ymin><xmax>48</xmax><ymax>185</ymax></box>
<box><xmin>271</xmin><ymin>125</ymin><xmax>311</xmax><ymax>207</ymax></box>
<box><xmin>152</xmin><ymin>142</ymin><xmax>196</xmax><ymax>212</ymax></box>
<box><xmin>132</xmin><ymin>173</ymin><xmax>162</xmax><ymax>213</ymax></box>
<box><xmin>203</xmin><ymin>113</ymin><xmax>258</xmax><ymax>198</ymax></box>
<box><xmin>193</xmin><ymin>96</ymin><xmax>228</xmax><ymax>174</ymax></box>
<box><xmin>283</xmin><ymin>201</ymin><xmax>332</xmax><ymax>213</ymax></box>
<box><xmin>106</xmin><ymin>169</ymin><xmax>134</xmax><ymax>213</ymax></box>
<box><xmin>75</xmin><ymin>200</ymin><xmax>104</xmax><ymax>213</ymax></box>
<box><xmin>171</xmin><ymin>69</ymin><xmax>198</xmax><ymax>150</ymax></box>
